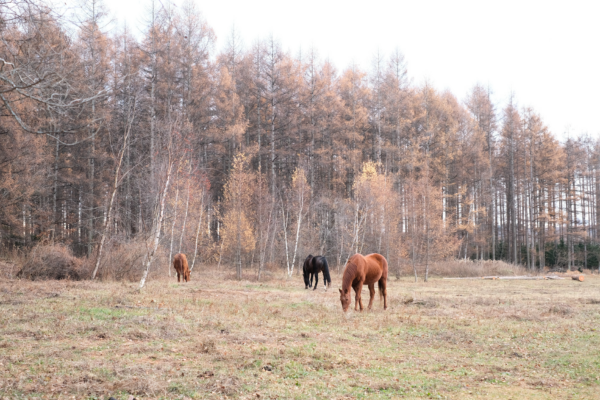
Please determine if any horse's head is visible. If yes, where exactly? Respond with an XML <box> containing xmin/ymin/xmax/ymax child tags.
<box><xmin>339</xmin><ymin>288</ymin><xmax>350</xmax><ymax>312</ymax></box>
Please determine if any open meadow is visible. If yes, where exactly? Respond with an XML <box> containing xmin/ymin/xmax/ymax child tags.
<box><xmin>1</xmin><ymin>270</ymin><xmax>599</xmax><ymax>399</ymax></box>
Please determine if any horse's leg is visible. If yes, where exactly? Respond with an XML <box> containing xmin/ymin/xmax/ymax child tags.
<box><xmin>381</xmin><ymin>278</ymin><xmax>388</xmax><ymax>310</ymax></box>
<box><xmin>367</xmin><ymin>283</ymin><xmax>375</xmax><ymax>310</ymax></box>
<box><xmin>358</xmin><ymin>284</ymin><xmax>365</xmax><ymax>311</ymax></box>
<box><xmin>353</xmin><ymin>283</ymin><xmax>364</xmax><ymax>311</ymax></box>
<box><xmin>313</xmin><ymin>272</ymin><xmax>319</xmax><ymax>291</ymax></box>
<box><xmin>177</xmin><ymin>272</ymin><xmax>180</xmax><ymax>283</ymax></box>
<box><xmin>309</xmin><ymin>273</ymin><xmax>313</xmax><ymax>288</ymax></box>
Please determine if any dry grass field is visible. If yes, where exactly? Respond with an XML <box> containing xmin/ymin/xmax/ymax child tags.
<box><xmin>1</xmin><ymin>269</ymin><xmax>599</xmax><ymax>399</ymax></box>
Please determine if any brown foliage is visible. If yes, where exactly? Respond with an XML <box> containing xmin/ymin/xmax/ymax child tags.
<box><xmin>17</xmin><ymin>244</ymin><xmax>83</xmax><ymax>281</ymax></box>
<box><xmin>2</xmin><ymin>0</ymin><xmax>599</xmax><ymax>279</ymax></box>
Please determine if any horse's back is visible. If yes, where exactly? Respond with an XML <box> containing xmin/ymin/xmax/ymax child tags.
<box><xmin>313</xmin><ymin>256</ymin><xmax>327</xmax><ymax>269</ymax></box>
<box><xmin>365</xmin><ymin>254</ymin><xmax>387</xmax><ymax>273</ymax></box>
<box><xmin>364</xmin><ymin>253</ymin><xmax>387</xmax><ymax>283</ymax></box>
<box><xmin>174</xmin><ymin>253</ymin><xmax>189</xmax><ymax>270</ymax></box>
<box><xmin>173</xmin><ymin>253</ymin><xmax>182</xmax><ymax>265</ymax></box>
<box><xmin>173</xmin><ymin>253</ymin><xmax>190</xmax><ymax>281</ymax></box>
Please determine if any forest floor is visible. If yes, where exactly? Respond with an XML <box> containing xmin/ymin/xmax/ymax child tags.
<box><xmin>1</xmin><ymin>269</ymin><xmax>599</xmax><ymax>399</ymax></box>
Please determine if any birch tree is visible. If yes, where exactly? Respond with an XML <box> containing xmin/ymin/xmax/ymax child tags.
<box><xmin>282</xmin><ymin>166</ymin><xmax>310</xmax><ymax>277</ymax></box>
<box><xmin>91</xmin><ymin>97</ymin><xmax>136</xmax><ymax>280</ymax></box>
<box><xmin>139</xmin><ymin>120</ymin><xmax>178</xmax><ymax>289</ymax></box>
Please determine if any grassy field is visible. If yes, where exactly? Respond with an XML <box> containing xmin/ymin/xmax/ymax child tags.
<box><xmin>1</xmin><ymin>270</ymin><xmax>599</xmax><ymax>399</ymax></box>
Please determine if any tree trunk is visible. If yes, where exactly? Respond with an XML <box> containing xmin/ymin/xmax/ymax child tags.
<box><xmin>190</xmin><ymin>189</ymin><xmax>204</xmax><ymax>271</ymax></box>
<box><xmin>139</xmin><ymin>160</ymin><xmax>174</xmax><ymax>289</ymax></box>
<box><xmin>289</xmin><ymin>186</ymin><xmax>305</xmax><ymax>278</ymax></box>
<box><xmin>92</xmin><ymin>106</ymin><xmax>134</xmax><ymax>280</ymax></box>
<box><xmin>179</xmin><ymin>165</ymin><xmax>193</xmax><ymax>253</ymax></box>
<box><xmin>168</xmin><ymin>181</ymin><xmax>179</xmax><ymax>277</ymax></box>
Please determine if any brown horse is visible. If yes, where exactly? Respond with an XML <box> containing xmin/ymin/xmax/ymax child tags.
<box><xmin>173</xmin><ymin>253</ymin><xmax>190</xmax><ymax>282</ymax></box>
<box><xmin>339</xmin><ymin>253</ymin><xmax>388</xmax><ymax>312</ymax></box>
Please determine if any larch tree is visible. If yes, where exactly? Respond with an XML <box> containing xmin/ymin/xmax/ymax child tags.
<box><xmin>221</xmin><ymin>153</ymin><xmax>256</xmax><ymax>280</ymax></box>
<box><xmin>4</xmin><ymin>0</ymin><xmax>600</xmax><ymax>278</ymax></box>
<box><xmin>466</xmin><ymin>84</ymin><xmax>497</xmax><ymax>259</ymax></box>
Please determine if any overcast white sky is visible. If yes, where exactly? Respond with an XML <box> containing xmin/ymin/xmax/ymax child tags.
<box><xmin>101</xmin><ymin>0</ymin><xmax>600</xmax><ymax>139</ymax></box>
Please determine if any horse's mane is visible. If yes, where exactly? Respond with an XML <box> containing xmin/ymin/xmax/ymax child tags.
<box><xmin>342</xmin><ymin>257</ymin><xmax>359</xmax><ymax>291</ymax></box>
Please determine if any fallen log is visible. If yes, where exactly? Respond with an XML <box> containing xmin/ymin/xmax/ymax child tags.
<box><xmin>571</xmin><ymin>275</ymin><xmax>585</xmax><ymax>282</ymax></box>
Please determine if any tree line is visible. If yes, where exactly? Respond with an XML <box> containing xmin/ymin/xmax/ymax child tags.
<box><xmin>2</xmin><ymin>0</ymin><xmax>599</xmax><ymax>281</ymax></box>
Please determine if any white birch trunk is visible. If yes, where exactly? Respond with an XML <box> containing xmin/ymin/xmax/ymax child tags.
<box><xmin>168</xmin><ymin>184</ymin><xmax>179</xmax><ymax>277</ymax></box>
<box><xmin>190</xmin><ymin>190</ymin><xmax>205</xmax><ymax>271</ymax></box>
<box><xmin>92</xmin><ymin>105</ymin><xmax>134</xmax><ymax>280</ymax></box>
<box><xmin>179</xmin><ymin>165</ymin><xmax>192</xmax><ymax>253</ymax></box>
<box><xmin>289</xmin><ymin>192</ymin><xmax>304</xmax><ymax>278</ymax></box>
<box><xmin>139</xmin><ymin>161</ymin><xmax>174</xmax><ymax>289</ymax></box>
<box><xmin>258</xmin><ymin>202</ymin><xmax>274</xmax><ymax>281</ymax></box>
<box><xmin>281</xmin><ymin>203</ymin><xmax>291</xmax><ymax>277</ymax></box>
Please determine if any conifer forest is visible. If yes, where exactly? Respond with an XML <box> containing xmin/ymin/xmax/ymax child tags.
<box><xmin>2</xmin><ymin>0</ymin><xmax>600</xmax><ymax>281</ymax></box>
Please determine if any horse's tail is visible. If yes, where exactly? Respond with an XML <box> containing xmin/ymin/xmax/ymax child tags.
<box><xmin>378</xmin><ymin>279</ymin><xmax>385</xmax><ymax>301</ymax></box>
<box><xmin>378</xmin><ymin>255</ymin><xmax>388</xmax><ymax>301</ymax></box>
<box><xmin>322</xmin><ymin>257</ymin><xmax>332</xmax><ymax>286</ymax></box>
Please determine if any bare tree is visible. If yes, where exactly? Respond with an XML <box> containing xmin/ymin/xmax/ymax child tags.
<box><xmin>139</xmin><ymin>119</ymin><xmax>179</xmax><ymax>289</ymax></box>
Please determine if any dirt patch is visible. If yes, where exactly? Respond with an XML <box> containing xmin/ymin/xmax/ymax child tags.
<box><xmin>199</xmin><ymin>339</ymin><xmax>216</xmax><ymax>353</ymax></box>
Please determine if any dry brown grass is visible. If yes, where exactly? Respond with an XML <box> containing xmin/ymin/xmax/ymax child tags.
<box><xmin>0</xmin><ymin>265</ymin><xmax>599</xmax><ymax>399</ymax></box>
<box><xmin>0</xmin><ymin>248</ymin><xmax>28</xmax><ymax>279</ymax></box>
<box><xmin>428</xmin><ymin>259</ymin><xmax>527</xmax><ymax>277</ymax></box>
<box><xmin>0</xmin><ymin>259</ymin><xmax>19</xmax><ymax>279</ymax></box>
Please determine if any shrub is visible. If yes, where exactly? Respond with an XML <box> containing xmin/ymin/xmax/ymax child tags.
<box><xmin>93</xmin><ymin>240</ymin><xmax>167</xmax><ymax>282</ymax></box>
<box><xmin>17</xmin><ymin>244</ymin><xmax>83</xmax><ymax>280</ymax></box>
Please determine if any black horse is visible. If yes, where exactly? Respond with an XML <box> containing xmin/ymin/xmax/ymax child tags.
<box><xmin>303</xmin><ymin>255</ymin><xmax>331</xmax><ymax>290</ymax></box>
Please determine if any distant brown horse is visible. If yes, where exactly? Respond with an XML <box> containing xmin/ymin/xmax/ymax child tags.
<box><xmin>339</xmin><ymin>253</ymin><xmax>388</xmax><ymax>312</ymax></box>
<box><xmin>173</xmin><ymin>253</ymin><xmax>190</xmax><ymax>282</ymax></box>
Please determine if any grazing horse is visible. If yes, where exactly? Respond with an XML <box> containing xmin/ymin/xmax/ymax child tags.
<box><xmin>303</xmin><ymin>255</ymin><xmax>331</xmax><ymax>290</ymax></box>
<box><xmin>173</xmin><ymin>253</ymin><xmax>190</xmax><ymax>282</ymax></box>
<box><xmin>339</xmin><ymin>253</ymin><xmax>388</xmax><ymax>312</ymax></box>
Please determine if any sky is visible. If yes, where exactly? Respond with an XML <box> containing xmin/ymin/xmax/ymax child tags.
<box><xmin>100</xmin><ymin>0</ymin><xmax>600</xmax><ymax>139</ymax></box>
